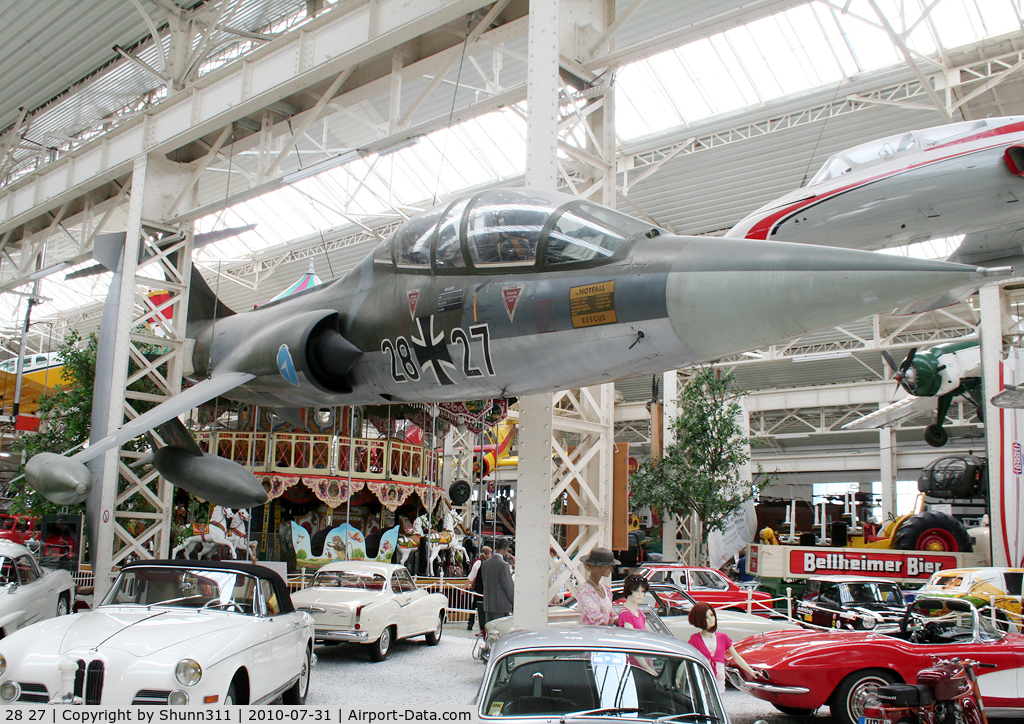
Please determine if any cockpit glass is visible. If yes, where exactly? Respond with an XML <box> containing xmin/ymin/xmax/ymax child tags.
<box><xmin>466</xmin><ymin>191</ymin><xmax>552</xmax><ymax>267</ymax></box>
<box><xmin>394</xmin><ymin>208</ymin><xmax>444</xmax><ymax>267</ymax></box>
<box><xmin>808</xmin><ymin>131</ymin><xmax>918</xmax><ymax>186</ymax></box>
<box><xmin>546</xmin><ymin>205</ymin><xmax>627</xmax><ymax>265</ymax></box>
<box><xmin>435</xmin><ymin>198</ymin><xmax>471</xmax><ymax>269</ymax></box>
<box><xmin>918</xmin><ymin>120</ymin><xmax>988</xmax><ymax>148</ymax></box>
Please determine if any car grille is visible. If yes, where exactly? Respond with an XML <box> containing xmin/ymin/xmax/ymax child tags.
<box><xmin>17</xmin><ymin>683</ymin><xmax>48</xmax><ymax>703</ymax></box>
<box><xmin>73</xmin><ymin>660</ymin><xmax>105</xmax><ymax>705</ymax></box>
<box><xmin>132</xmin><ymin>690</ymin><xmax>171</xmax><ymax>705</ymax></box>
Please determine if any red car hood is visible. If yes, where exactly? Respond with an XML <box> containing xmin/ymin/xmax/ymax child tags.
<box><xmin>733</xmin><ymin>629</ymin><xmax>888</xmax><ymax>667</ymax></box>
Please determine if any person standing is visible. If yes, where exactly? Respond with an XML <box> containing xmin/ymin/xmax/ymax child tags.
<box><xmin>481</xmin><ymin>538</ymin><xmax>514</xmax><ymax>625</ymax></box>
<box><xmin>686</xmin><ymin>601</ymin><xmax>764</xmax><ymax>693</ymax></box>
<box><xmin>465</xmin><ymin>545</ymin><xmax>492</xmax><ymax>631</ymax></box>
<box><xmin>617</xmin><ymin>574</ymin><xmax>650</xmax><ymax>630</ymax></box>
<box><xmin>576</xmin><ymin>547</ymin><xmax>619</xmax><ymax>625</ymax></box>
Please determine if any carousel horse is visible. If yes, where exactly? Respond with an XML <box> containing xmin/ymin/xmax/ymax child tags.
<box><xmin>395</xmin><ymin>514</ymin><xmax>420</xmax><ymax>567</ymax></box>
<box><xmin>172</xmin><ymin>506</ymin><xmax>235</xmax><ymax>559</ymax></box>
<box><xmin>425</xmin><ymin>510</ymin><xmax>468</xmax><ymax>576</ymax></box>
<box><xmin>225</xmin><ymin>508</ymin><xmax>258</xmax><ymax>562</ymax></box>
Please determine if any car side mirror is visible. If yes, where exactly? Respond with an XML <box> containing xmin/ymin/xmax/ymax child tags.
<box><xmin>4</xmin><ymin>582</ymin><xmax>18</xmax><ymax>593</ymax></box>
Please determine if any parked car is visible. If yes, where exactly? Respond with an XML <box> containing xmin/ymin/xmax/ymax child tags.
<box><xmin>796</xmin><ymin>575</ymin><xmax>906</xmax><ymax>631</ymax></box>
<box><xmin>0</xmin><ymin>515</ymin><xmax>38</xmax><ymax>546</ymax></box>
<box><xmin>476</xmin><ymin>626</ymin><xmax>729</xmax><ymax>721</ymax></box>
<box><xmin>916</xmin><ymin>567</ymin><xmax>1023</xmax><ymax>630</ymax></box>
<box><xmin>727</xmin><ymin>596</ymin><xmax>1024</xmax><ymax>724</ymax></box>
<box><xmin>0</xmin><ymin>559</ymin><xmax>314</xmax><ymax>705</ymax></box>
<box><xmin>0</xmin><ymin>540</ymin><xmax>74</xmax><ymax>636</ymax></box>
<box><xmin>291</xmin><ymin>561</ymin><xmax>447</xmax><ymax>661</ymax></box>
<box><xmin>638</xmin><ymin>563</ymin><xmax>773</xmax><ymax>615</ymax></box>
<box><xmin>482</xmin><ymin>580</ymin><xmax>798</xmax><ymax>656</ymax></box>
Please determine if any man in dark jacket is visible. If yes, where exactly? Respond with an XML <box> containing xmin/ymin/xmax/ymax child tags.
<box><xmin>481</xmin><ymin>538</ymin><xmax>514</xmax><ymax>624</ymax></box>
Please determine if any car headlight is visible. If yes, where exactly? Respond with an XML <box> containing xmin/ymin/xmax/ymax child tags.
<box><xmin>860</xmin><ymin>615</ymin><xmax>877</xmax><ymax>630</ymax></box>
<box><xmin>0</xmin><ymin>681</ymin><xmax>20</xmax><ymax>702</ymax></box>
<box><xmin>0</xmin><ymin>653</ymin><xmax>6</xmax><ymax>677</ymax></box>
<box><xmin>168</xmin><ymin>690</ymin><xmax>189</xmax><ymax>705</ymax></box>
<box><xmin>174</xmin><ymin>659</ymin><xmax>202</xmax><ymax>687</ymax></box>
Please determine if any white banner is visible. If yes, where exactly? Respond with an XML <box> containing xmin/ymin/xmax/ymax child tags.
<box><xmin>707</xmin><ymin>497</ymin><xmax>757</xmax><ymax>568</ymax></box>
<box><xmin>998</xmin><ymin>348</ymin><xmax>1024</xmax><ymax>566</ymax></box>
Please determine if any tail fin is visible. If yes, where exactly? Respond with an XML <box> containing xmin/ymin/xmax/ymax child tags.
<box><xmin>188</xmin><ymin>263</ymin><xmax>236</xmax><ymax>323</ymax></box>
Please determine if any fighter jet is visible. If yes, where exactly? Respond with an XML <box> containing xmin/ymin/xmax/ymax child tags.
<box><xmin>727</xmin><ymin>116</ymin><xmax>1024</xmax><ymax>267</ymax></box>
<box><xmin>842</xmin><ymin>339</ymin><xmax>982</xmax><ymax>447</ymax></box>
<box><xmin>26</xmin><ymin>187</ymin><xmax>1010</xmax><ymax>506</ymax></box>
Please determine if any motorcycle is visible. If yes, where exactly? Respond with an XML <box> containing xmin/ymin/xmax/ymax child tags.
<box><xmin>862</xmin><ymin>656</ymin><xmax>996</xmax><ymax>724</ymax></box>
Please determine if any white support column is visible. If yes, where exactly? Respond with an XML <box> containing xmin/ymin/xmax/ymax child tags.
<box><xmin>513</xmin><ymin>0</ymin><xmax>562</xmax><ymax>630</ymax></box>
<box><xmin>92</xmin><ymin>154</ymin><xmax>196</xmax><ymax>598</ymax></box>
<box><xmin>92</xmin><ymin>156</ymin><xmax>147</xmax><ymax>598</ymax></box>
<box><xmin>879</xmin><ymin>426</ymin><xmax>898</xmax><ymax>521</ymax></box>
<box><xmin>515</xmin><ymin>394</ymin><xmax>554</xmax><ymax>630</ymax></box>
<box><xmin>661</xmin><ymin>370</ymin><xmax>681</xmax><ymax>562</ymax></box>
<box><xmin>981</xmin><ymin>283</ymin><xmax>1008</xmax><ymax>565</ymax></box>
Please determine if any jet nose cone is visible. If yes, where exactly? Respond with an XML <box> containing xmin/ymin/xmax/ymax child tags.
<box><xmin>664</xmin><ymin>237</ymin><xmax>1008</xmax><ymax>361</ymax></box>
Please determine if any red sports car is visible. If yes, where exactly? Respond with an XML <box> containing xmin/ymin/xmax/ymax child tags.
<box><xmin>639</xmin><ymin>563</ymin><xmax>774</xmax><ymax>615</ymax></box>
<box><xmin>727</xmin><ymin>597</ymin><xmax>1024</xmax><ymax>724</ymax></box>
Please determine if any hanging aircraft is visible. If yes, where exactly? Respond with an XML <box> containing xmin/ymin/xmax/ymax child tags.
<box><xmin>25</xmin><ymin>187</ymin><xmax>1011</xmax><ymax>508</ymax></box>
<box><xmin>727</xmin><ymin>116</ymin><xmax>1024</xmax><ymax>268</ymax></box>
<box><xmin>841</xmin><ymin>339</ymin><xmax>983</xmax><ymax>447</ymax></box>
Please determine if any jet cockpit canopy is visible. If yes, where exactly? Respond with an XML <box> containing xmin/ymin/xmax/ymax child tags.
<box><xmin>375</xmin><ymin>188</ymin><xmax>661</xmax><ymax>273</ymax></box>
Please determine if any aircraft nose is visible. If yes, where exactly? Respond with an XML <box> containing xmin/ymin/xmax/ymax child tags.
<box><xmin>663</xmin><ymin>237</ymin><xmax>1007</xmax><ymax>361</ymax></box>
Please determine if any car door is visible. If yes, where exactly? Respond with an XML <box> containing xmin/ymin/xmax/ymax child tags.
<box><xmin>14</xmin><ymin>554</ymin><xmax>51</xmax><ymax>627</ymax></box>
<box><xmin>390</xmin><ymin>568</ymin><xmax>421</xmax><ymax>635</ymax></box>
<box><xmin>255</xmin><ymin>578</ymin><xmax>304</xmax><ymax>701</ymax></box>
<box><xmin>685</xmin><ymin>569</ymin><xmax>732</xmax><ymax>608</ymax></box>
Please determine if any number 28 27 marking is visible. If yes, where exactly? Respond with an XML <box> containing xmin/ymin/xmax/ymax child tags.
<box><xmin>381</xmin><ymin>323</ymin><xmax>493</xmax><ymax>383</ymax></box>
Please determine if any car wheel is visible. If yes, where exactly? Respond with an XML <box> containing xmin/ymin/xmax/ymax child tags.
<box><xmin>425</xmin><ymin>612</ymin><xmax>444</xmax><ymax>645</ymax></box>
<box><xmin>772</xmin><ymin>704</ymin><xmax>815</xmax><ymax>716</ymax></box>
<box><xmin>832</xmin><ymin>669</ymin><xmax>897</xmax><ymax>724</ymax></box>
<box><xmin>56</xmin><ymin>594</ymin><xmax>70</xmax><ymax>617</ymax></box>
<box><xmin>369</xmin><ymin>626</ymin><xmax>394</xmax><ymax>662</ymax></box>
<box><xmin>282</xmin><ymin>646</ymin><xmax>311</xmax><ymax>704</ymax></box>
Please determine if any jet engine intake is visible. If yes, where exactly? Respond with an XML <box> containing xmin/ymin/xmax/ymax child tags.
<box><xmin>215</xmin><ymin>310</ymin><xmax>362</xmax><ymax>394</ymax></box>
<box><xmin>1004</xmin><ymin>146</ymin><xmax>1024</xmax><ymax>176</ymax></box>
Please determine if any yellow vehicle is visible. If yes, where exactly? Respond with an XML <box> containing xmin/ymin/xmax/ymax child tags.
<box><xmin>916</xmin><ymin>567</ymin><xmax>1024</xmax><ymax>630</ymax></box>
<box><xmin>848</xmin><ymin>495</ymin><xmax>974</xmax><ymax>553</ymax></box>
<box><xmin>0</xmin><ymin>352</ymin><xmax>68</xmax><ymax>415</ymax></box>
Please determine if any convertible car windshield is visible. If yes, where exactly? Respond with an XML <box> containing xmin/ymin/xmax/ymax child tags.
<box><xmin>481</xmin><ymin>648</ymin><xmax>724</xmax><ymax>719</ymax></box>
<box><xmin>103</xmin><ymin>566</ymin><xmax>266</xmax><ymax>615</ymax></box>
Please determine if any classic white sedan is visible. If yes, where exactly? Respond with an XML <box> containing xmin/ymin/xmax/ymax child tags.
<box><xmin>0</xmin><ymin>559</ymin><xmax>314</xmax><ymax>705</ymax></box>
<box><xmin>292</xmin><ymin>561</ymin><xmax>448</xmax><ymax>661</ymax></box>
<box><xmin>0</xmin><ymin>540</ymin><xmax>74</xmax><ymax>636</ymax></box>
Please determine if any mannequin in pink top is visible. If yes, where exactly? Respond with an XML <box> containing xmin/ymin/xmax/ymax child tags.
<box><xmin>617</xmin><ymin>574</ymin><xmax>649</xmax><ymax>630</ymax></box>
<box><xmin>686</xmin><ymin>601</ymin><xmax>766</xmax><ymax>693</ymax></box>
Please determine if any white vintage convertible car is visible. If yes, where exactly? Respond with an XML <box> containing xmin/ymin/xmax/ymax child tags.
<box><xmin>292</xmin><ymin>561</ymin><xmax>448</xmax><ymax>661</ymax></box>
<box><xmin>0</xmin><ymin>559</ymin><xmax>314</xmax><ymax>705</ymax></box>
<box><xmin>0</xmin><ymin>540</ymin><xmax>74</xmax><ymax>636</ymax></box>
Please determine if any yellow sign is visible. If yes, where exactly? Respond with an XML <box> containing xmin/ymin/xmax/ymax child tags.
<box><xmin>570</xmin><ymin>281</ymin><xmax>617</xmax><ymax>328</ymax></box>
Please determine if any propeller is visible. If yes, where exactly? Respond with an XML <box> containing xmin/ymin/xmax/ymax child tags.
<box><xmin>881</xmin><ymin>347</ymin><xmax>917</xmax><ymax>396</ymax></box>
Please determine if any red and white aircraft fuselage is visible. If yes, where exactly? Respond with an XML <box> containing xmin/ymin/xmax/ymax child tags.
<box><xmin>728</xmin><ymin>116</ymin><xmax>1024</xmax><ymax>266</ymax></box>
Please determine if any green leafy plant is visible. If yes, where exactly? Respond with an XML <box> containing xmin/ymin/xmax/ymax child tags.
<box><xmin>629</xmin><ymin>367</ymin><xmax>771</xmax><ymax>554</ymax></box>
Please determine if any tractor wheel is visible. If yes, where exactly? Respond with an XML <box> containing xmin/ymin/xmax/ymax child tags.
<box><xmin>894</xmin><ymin>510</ymin><xmax>972</xmax><ymax>553</ymax></box>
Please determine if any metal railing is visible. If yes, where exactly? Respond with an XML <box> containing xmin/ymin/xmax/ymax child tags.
<box><xmin>197</xmin><ymin>431</ymin><xmax>439</xmax><ymax>484</ymax></box>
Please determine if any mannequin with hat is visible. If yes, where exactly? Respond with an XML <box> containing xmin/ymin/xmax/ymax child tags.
<box><xmin>576</xmin><ymin>547</ymin><xmax>620</xmax><ymax>626</ymax></box>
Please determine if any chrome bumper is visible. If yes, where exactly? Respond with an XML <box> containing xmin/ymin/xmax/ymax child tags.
<box><xmin>726</xmin><ymin>668</ymin><xmax>810</xmax><ymax>695</ymax></box>
<box><xmin>315</xmin><ymin>628</ymin><xmax>369</xmax><ymax>642</ymax></box>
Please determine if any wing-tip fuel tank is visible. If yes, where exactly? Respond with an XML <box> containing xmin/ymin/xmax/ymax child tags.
<box><xmin>25</xmin><ymin>187</ymin><xmax>1013</xmax><ymax>508</ymax></box>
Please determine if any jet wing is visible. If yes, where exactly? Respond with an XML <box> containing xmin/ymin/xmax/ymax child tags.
<box><xmin>70</xmin><ymin>371</ymin><xmax>254</xmax><ymax>464</ymax></box>
<box><xmin>841</xmin><ymin>396</ymin><xmax>936</xmax><ymax>430</ymax></box>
